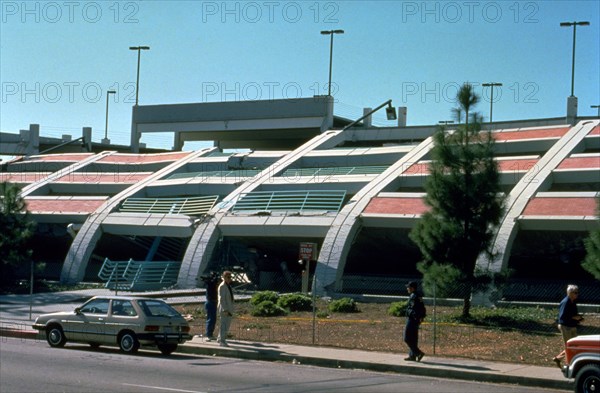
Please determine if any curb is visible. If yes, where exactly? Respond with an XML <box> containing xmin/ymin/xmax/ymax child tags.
<box><xmin>177</xmin><ymin>344</ymin><xmax>572</xmax><ymax>391</ymax></box>
<box><xmin>1</xmin><ymin>327</ymin><xmax>572</xmax><ymax>391</ymax></box>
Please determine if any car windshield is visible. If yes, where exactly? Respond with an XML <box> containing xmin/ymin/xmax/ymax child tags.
<box><xmin>137</xmin><ymin>299</ymin><xmax>180</xmax><ymax>317</ymax></box>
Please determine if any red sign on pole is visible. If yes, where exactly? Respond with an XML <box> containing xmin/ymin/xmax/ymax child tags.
<box><xmin>299</xmin><ymin>242</ymin><xmax>318</xmax><ymax>261</ymax></box>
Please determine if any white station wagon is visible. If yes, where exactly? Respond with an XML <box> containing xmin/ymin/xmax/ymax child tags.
<box><xmin>32</xmin><ymin>296</ymin><xmax>192</xmax><ymax>355</ymax></box>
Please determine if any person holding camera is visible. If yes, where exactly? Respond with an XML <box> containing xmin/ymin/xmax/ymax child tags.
<box><xmin>202</xmin><ymin>272</ymin><xmax>220</xmax><ymax>341</ymax></box>
<box><xmin>217</xmin><ymin>271</ymin><xmax>235</xmax><ymax>347</ymax></box>
<box><xmin>553</xmin><ymin>284</ymin><xmax>584</xmax><ymax>367</ymax></box>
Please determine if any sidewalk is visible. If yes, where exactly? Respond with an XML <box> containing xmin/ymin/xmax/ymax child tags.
<box><xmin>0</xmin><ymin>291</ymin><xmax>572</xmax><ymax>391</ymax></box>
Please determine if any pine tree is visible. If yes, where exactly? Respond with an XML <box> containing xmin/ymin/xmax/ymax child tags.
<box><xmin>0</xmin><ymin>182</ymin><xmax>36</xmax><ymax>287</ymax></box>
<box><xmin>409</xmin><ymin>83</ymin><xmax>505</xmax><ymax>318</ymax></box>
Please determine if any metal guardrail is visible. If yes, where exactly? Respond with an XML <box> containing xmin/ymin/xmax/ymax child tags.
<box><xmin>119</xmin><ymin>195</ymin><xmax>219</xmax><ymax>216</ymax></box>
<box><xmin>167</xmin><ymin>170</ymin><xmax>261</xmax><ymax>180</ymax></box>
<box><xmin>232</xmin><ymin>190</ymin><xmax>347</xmax><ymax>213</ymax></box>
<box><xmin>281</xmin><ymin>166</ymin><xmax>388</xmax><ymax>177</ymax></box>
<box><xmin>98</xmin><ymin>258</ymin><xmax>181</xmax><ymax>291</ymax></box>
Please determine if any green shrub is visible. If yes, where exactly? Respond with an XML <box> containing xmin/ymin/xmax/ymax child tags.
<box><xmin>250</xmin><ymin>300</ymin><xmax>288</xmax><ymax>317</ymax></box>
<box><xmin>277</xmin><ymin>293</ymin><xmax>313</xmax><ymax>312</ymax></box>
<box><xmin>328</xmin><ymin>297</ymin><xmax>360</xmax><ymax>313</ymax></box>
<box><xmin>388</xmin><ymin>301</ymin><xmax>408</xmax><ymax>317</ymax></box>
<box><xmin>250</xmin><ymin>291</ymin><xmax>279</xmax><ymax>306</ymax></box>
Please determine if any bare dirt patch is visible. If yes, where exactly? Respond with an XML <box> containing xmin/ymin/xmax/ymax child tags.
<box><xmin>177</xmin><ymin>300</ymin><xmax>600</xmax><ymax>367</ymax></box>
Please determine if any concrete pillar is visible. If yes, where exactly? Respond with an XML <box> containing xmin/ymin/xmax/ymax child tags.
<box><xmin>82</xmin><ymin>127</ymin><xmax>92</xmax><ymax>152</ymax></box>
<box><xmin>130</xmin><ymin>106</ymin><xmax>140</xmax><ymax>153</ymax></box>
<box><xmin>322</xmin><ymin>95</ymin><xmax>335</xmax><ymax>132</ymax></box>
<box><xmin>398</xmin><ymin>107</ymin><xmax>407</xmax><ymax>127</ymax></box>
<box><xmin>173</xmin><ymin>132</ymin><xmax>184</xmax><ymax>151</ymax></box>
<box><xmin>26</xmin><ymin>124</ymin><xmax>40</xmax><ymax>155</ymax></box>
<box><xmin>566</xmin><ymin>96</ymin><xmax>578</xmax><ymax>125</ymax></box>
<box><xmin>363</xmin><ymin>108</ymin><xmax>372</xmax><ymax>127</ymax></box>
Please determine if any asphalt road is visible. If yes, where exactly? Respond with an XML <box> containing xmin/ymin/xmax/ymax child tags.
<box><xmin>1</xmin><ymin>337</ymin><xmax>568</xmax><ymax>393</ymax></box>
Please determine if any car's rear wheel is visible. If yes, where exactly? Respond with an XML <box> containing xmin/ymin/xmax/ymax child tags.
<box><xmin>157</xmin><ymin>343</ymin><xmax>177</xmax><ymax>355</ymax></box>
<box><xmin>575</xmin><ymin>364</ymin><xmax>600</xmax><ymax>393</ymax></box>
<box><xmin>118</xmin><ymin>331</ymin><xmax>139</xmax><ymax>354</ymax></box>
<box><xmin>46</xmin><ymin>325</ymin><xmax>66</xmax><ymax>348</ymax></box>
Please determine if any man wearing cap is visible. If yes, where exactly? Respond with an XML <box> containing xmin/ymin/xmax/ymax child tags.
<box><xmin>404</xmin><ymin>281</ymin><xmax>426</xmax><ymax>362</ymax></box>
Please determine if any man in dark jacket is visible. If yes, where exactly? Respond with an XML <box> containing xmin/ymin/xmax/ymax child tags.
<box><xmin>553</xmin><ymin>284</ymin><xmax>583</xmax><ymax>367</ymax></box>
<box><xmin>404</xmin><ymin>281</ymin><xmax>426</xmax><ymax>362</ymax></box>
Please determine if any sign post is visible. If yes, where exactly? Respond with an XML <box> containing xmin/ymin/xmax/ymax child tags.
<box><xmin>299</xmin><ymin>242</ymin><xmax>317</xmax><ymax>294</ymax></box>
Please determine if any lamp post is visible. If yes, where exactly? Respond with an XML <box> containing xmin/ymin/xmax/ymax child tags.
<box><xmin>592</xmin><ymin>105</ymin><xmax>600</xmax><ymax>117</ymax></box>
<box><xmin>560</xmin><ymin>21</ymin><xmax>589</xmax><ymax>97</ymax></box>
<box><xmin>129</xmin><ymin>46</ymin><xmax>150</xmax><ymax>106</ymax></box>
<box><xmin>320</xmin><ymin>29</ymin><xmax>344</xmax><ymax>97</ymax></box>
<box><xmin>482</xmin><ymin>82</ymin><xmax>502</xmax><ymax>125</ymax></box>
<box><xmin>103</xmin><ymin>90</ymin><xmax>116</xmax><ymax>144</ymax></box>
<box><xmin>438</xmin><ymin>120</ymin><xmax>454</xmax><ymax>125</ymax></box>
<box><xmin>342</xmin><ymin>99</ymin><xmax>396</xmax><ymax>131</ymax></box>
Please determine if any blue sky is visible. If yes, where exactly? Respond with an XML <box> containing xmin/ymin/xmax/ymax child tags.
<box><xmin>1</xmin><ymin>0</ymin><xmax>599</xmax><ymax>151</ymax></box>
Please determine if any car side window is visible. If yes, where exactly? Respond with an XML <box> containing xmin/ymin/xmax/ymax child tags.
<box><xmin>80</xmin><ymin>299</ymin><xmax>110</xmax><ymax>315</ymax></box>
<box><xmin>111</xmin><ymin>300</ymin><xmax>137</xmax><ymax>316</ymax></box>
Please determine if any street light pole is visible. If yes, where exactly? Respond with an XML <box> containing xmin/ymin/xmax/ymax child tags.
<box><xmin>104</xmin><ymin>90</ymin><xmax>116</xmax><ymax>143</ymax></box>
<box><xmin>320</xmin><ymin>30</ymin><xmax>344</xmax><ymax>97</ymax></box>
<box><xmin>129</xmin><ymin>46</ymin><xmax>150</xmax><ymax>106</ymax></box>
<box><xmin>482</xmin><ymin>82</ymin><xmax>502</xmax><ymax>125</ymax></box>
<box><xmin>560</xmin><ymin>21</ymin><xmax>589</xmax><ymax>97</ymax></box>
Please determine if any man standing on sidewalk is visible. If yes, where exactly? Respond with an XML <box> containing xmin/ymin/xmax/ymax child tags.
<box><xmin>404</xmin><ymin>281</ymin><xmax>426</xmax><ymax>362</ymax></box>
<box><xmin>217</xmin><ymin>271</ymin><xmax>234</xmax><ymax>347</ymax></box>
<box><xmin>201</xmin><ymin>272</ymin><xmax>220</xmax><ymax>341</ymax></box>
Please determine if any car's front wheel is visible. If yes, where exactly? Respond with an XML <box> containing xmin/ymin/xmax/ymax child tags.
<box><xmin>118</xmin><ymin>331</ymin><xmax>139</xmax><ymax>354</ymax></box>
<box><xmin>46</xmin><ymin>325</ymin><xmax>66</xmax><ymax>348</ymax></box>
<box><xmin>575</xmin><ymin>364</ymin><xmax>600</xmax><ymax>393</ymax></box>
<box><xmin>157</xmin><ymin>343</ymin><xmax>177</xmax><ymax>355</ymax></box>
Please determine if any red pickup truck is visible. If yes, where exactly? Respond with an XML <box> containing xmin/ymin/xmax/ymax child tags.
<box><xmin>562</xmin><ymin>334</ymin><xmax>600</xmax><ymax>393</ymax></box>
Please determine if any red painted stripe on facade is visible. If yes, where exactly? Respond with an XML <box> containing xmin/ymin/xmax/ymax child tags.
<box><xmin>557</xmin><ymin>156</ymin><xmax>600</xmax><ymax>169</ymax></box>
<box><xmin>522</xmin><ymin>197</ymin><xmax>597</xmax><ymax>216</ymax></box>
<box><xmin>589</xmin><ymin>125</ymin><xmax>600</xmax><ymax>135</ymax></box>
<box><xmin>404</xmin><ymin>158</ymin><xmax>539</xmax><ymax>175</ymax></box>
<box><xmin>493</xmin><ymin>127</ymin><xmax>570</xmax><ymax>141</ymax></box>
<box><xmin>363</xmin><ymin>197</ymin><xmax>429</xmax><ymax>215</ymax></box>
<box><xmin>53</xmin><ymin>173</ymin><xmax>152</xmax><ymax>183</ymax></box>
<box><xmin>0</xmin><ymin>173</ymin><xmax>51</xmax><ymax>183</ymax></box>
<box><xmin>98</xmin><ymin>152</ymin><xmax>189</xmax><ymax>163</ymax></box>
<box><xmin>30</xmin><ymin>154</ymin><xmax>94</xmax><ymax>161</ymax></box>
<box><xmin>25</xmin><ymin>198</ymin><xmax>107</xmax><ymax>213</ymax></box>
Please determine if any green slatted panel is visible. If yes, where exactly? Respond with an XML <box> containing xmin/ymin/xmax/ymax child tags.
<box><xmin>232</xmin><ymin>190</ymin><xmax>346</xmax><ymax>213</ymax></box>
<box><xmin>120</xmin><ymin>195</ymin><xmax>219</xmax><ymax>216</ymax></box>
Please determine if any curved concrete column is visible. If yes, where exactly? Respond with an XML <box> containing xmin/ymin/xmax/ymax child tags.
<box><xmin>477</xmin><ymin>120</ymin><xmax>599</xmax><ymax>275</ymax></box>
<box><xmin>315</xmin><ymin>136</ymin><xmax>435</xmax><ymax>294</ymax></box>
<box><xmin>179</xmin><ymin>130</ymin><xmax>344</xmax><ymax>288</ymax></box>
<box><xmin>60</xmin><ymin>149</ymin><xmax>210</xmax><ymax>283</ymax></box>
<box><xmin>472</xmin><ymin>121</ymin><xmax>600</xmax><ymax>305</ymax></box>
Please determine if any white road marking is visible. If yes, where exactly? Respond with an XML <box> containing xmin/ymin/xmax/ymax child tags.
<box><xmin>122</xmin><ymin>383</ymin><xmax>206</xmax><ymax>393</ymax></box>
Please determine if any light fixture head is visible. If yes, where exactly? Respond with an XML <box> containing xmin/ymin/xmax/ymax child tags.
<box><xmin>386</xmin><ymin>104</ymin><xmax>397</xmax><ymax>121</ymax></box>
